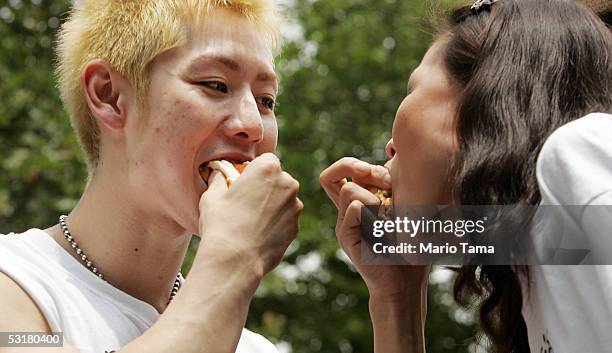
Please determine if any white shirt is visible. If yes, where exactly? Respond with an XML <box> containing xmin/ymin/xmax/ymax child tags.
<box><xmin>523</xmin><ymin>113</ymin><xmax>612</xmax><ymax>353</ymax></box>
<box><xmin>0</xmin><ymin>228</ymin><xmax>278</xmax><ymax>353</ymax></box>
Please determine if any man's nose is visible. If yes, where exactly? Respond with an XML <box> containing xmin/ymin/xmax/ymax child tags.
<box><xmin>385</xmin><ymin>138</ymin><xmax>396</xmax><ymax>159</ymax></box>
<box><xmin>225</xmin><ymin>92</ymin><xmax>264</xmax><ymax>143</ymax></box>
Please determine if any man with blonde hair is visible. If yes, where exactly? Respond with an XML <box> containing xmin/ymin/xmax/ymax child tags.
<box><xmin>0</xmin><ymin>1</ymin><xmax>302</xmax><ymax>352</ymax></box>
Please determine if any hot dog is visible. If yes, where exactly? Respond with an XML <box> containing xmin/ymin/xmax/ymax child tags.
<box><xmin>369</xmin><ymin>188</ymin><xmax>392</xmax><ymax>219</ymax></box>
<box><xmin>371</xmin><ymin>188</ymin><xmax>392</xmax><ymax>206</ymax></box>
<box><xmin>199</xmin><ymin>160</ymin><xmax>246</xmax><ymax>187</ymax></box>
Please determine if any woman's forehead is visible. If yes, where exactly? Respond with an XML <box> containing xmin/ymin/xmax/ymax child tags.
<box><xmin>410</xmin><ymin>40</ymin><xmax>448</xmax><ymax>84</ymax></box>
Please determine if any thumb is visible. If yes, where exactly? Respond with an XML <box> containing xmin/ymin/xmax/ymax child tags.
<box><xmin>336</xmin><ymin>200</ymin><xmax>365</xmax><ymax>261</ymax></box>
<box><xmin>204</xmin><ymin>171</ymin><xmax>228</xmax><ymax>197</ymax></box>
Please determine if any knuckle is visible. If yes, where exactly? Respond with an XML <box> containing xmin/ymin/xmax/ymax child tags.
<box><xmin>261</xmin><ymin>152</ymin><xmax>280</xmax><ymax>164</ymax></box>
<box><xmin>280</xmin><ymin>172</ymin><xmax>299</xmax><ymax>191</ymax></box>
<box><xmin>348</xmin><ymin>199</ymin><xmax>363</xmax><ymax>211</ymax></box>
<box><xmin>254</xmin><ymin>152</ymin><xmax>275</xmax><ymax>162</ymax></box>
<box><xmin>295</xmin><ymin>199</ymin><xmax>305</xmax><ymax>213</ymax></box>
<box><xmin>289</xmin><ymin>178</ymin><xmax>300</xmax><ymax>192</ymax></box>
<box><xmin>320</xmin><ymin>162</ymin><xmax>339</xmax><ymax>179</ymax></box>
<box><xmin>340</xmin><ymin>156</ymin><xmax>358</xmax><ymax>165</ymax></box>
<box><xmin>260</xmin><ymin>158</ymin><xmax>281</xmax><ymax>174</ymax></box>
<box><xmin>319</xmin><ymin>167</ymin><xmax>329</xmax><ymax>182</ymax></box>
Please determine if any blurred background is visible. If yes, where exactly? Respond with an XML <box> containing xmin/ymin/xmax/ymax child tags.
<box><xmin>0</xmin><ymin>0</ymin><xmax>479</xmax><ymax>352</ymax></box>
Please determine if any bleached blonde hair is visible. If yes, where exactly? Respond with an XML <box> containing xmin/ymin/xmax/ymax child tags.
<box><xmin>56</xmin><ymin>0</ymin><xmax>282</xmax><ymax>170</ymax></box>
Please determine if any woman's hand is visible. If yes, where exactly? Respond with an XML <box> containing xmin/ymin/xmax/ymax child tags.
<box><xmin>320</xmin><ymin>157</ymin><xmax>429</xmax><ymax>300</ymax></box>
<box><xmin>321</xmin><ymin>157</ymin><xmax>429</xmax><ymax>353</ymax></box>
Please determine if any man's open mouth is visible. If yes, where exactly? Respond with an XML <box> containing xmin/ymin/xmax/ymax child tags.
<box><xmin>198</xmin><ymin>158</ymin><xmax>250</xmax><ymax>186</ymax></box>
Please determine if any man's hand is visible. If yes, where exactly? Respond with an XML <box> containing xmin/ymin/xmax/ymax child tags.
<box><xmin>198</xmin><ymin>153</ymin><xmax>303</xmax><ymax>276</ymax></box>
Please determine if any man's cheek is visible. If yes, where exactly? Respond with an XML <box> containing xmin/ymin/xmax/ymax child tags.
<box><xmin>262</xmin><ymin>119</ymin><xmax>278</xmax><ymax>152</ymax></box>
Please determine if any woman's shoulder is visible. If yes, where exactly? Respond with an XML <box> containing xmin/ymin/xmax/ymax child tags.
<box><xmin>542</xmin><ymin>112</ymin><xmax>611</xmax><ymax>148</ymax></box>
<box><xmin>537</xmin><ymin>112</ymin><xmax>612</xmax><ymax>205</ymax></box>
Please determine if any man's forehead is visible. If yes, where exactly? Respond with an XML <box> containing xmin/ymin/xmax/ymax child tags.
<box><xmin>183</xmin><ymin>13</ymin><xmax>277</xmax><ymax>76</ymax></box>
<box><xmin>187</xmin><ymin>8</ymin><xmax>274</xmax><ymax>57</ymax></box>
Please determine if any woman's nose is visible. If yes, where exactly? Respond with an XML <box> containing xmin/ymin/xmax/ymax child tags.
<box><xmin>385</xmin><ymin>138</ymin><xmax>396</xmax><ymax>159</ymax></box>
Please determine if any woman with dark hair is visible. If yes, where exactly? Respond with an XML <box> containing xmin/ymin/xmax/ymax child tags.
<box><xmin>320</xmin><ymin>0</ymin><xmax>612</xmax><ymax>352</ymax></box>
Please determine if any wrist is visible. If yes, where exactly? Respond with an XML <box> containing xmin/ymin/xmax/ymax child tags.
<box><xmin>368</xmin><ymin>286</ymin><xmax>427</xmax><ymax>353</ymax></box>
<box><xmin>369</xmin><ymin>284</ymin><xmax>428</xmax><ymax>318</ymax></box>
<box><xmin>192</xmin><ymin>239</ymin><xmax>264</xmax><ymax>291</ymax></box>
<box><xmin>368</xmin><ymin>280</ymin><xmax>428</xmax><ymax>302</ymax></box>
<box><xmin>365</xmin><ymin>265</ymin><xmax>430</xmax><ymax>305</ymax></box>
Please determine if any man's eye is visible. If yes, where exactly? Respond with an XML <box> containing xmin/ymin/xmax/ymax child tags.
<box><xmin>199</xmin><ymin>81</ymin><xmax>228</xmax><ymax>93</ymax></box>
<box><xmin>256</xmin><ymin>96</ymin><xmax>276</xmax><ymax>111</ymax></box>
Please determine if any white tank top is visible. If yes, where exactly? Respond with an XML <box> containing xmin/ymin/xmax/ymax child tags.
<box><xmin>0</xmin><ymin>228</ymin><xmax>278</xmax><ymax>353</ymax></box>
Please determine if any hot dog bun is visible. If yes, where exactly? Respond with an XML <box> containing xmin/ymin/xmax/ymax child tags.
<box><xmin>370</xmin><ymin>188</ymin><xmax>392</xmax><ymax>206</ymax></box>
<box><xmin>369</xmin><ymin>188</ymin><xmax>392</xmax><ymax>219</ymax></box>
<box><xmin>202</xmin><ymin>160</ymin><xmax>246</xmax><ymax>187</ymax></box>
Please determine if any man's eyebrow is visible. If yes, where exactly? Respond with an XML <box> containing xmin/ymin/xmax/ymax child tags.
<box><xmin>188</xmin><ymin>55</ymin><xmax>277</xmax><ymax>82</ymax></box>
<box><xmin>256</xmin><ymin>72</ymin><xmax>277</xmax><ymax>82</ymax></box>
<box><xmin>213</xmin><ymin>56</ymin><xmax>240</xmax><ymax>71</ymax></box>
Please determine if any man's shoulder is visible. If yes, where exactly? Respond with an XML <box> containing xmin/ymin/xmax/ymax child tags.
<box><xmin>238</xmin><ymin>328</ymin><xmax>279</xmax><ymax>353</ymax></box>
<box><xmin>0</xmin><ymin>228</ymin><xmax>44</xmax><ymax>240</ymax></box>
<box><xmin>0</xmin><ymin>229</ymin><xmax>51</xmax><ymax>263</ymax></box>
<box><xmin>0</xmin><ymin>271</ymin><xmax>51</xmax><ymax>333</ymax></box>
<box><xmin>0</xmin><ymin>230</ymin><xmax>20</xmax><ymax>238</ymax></box>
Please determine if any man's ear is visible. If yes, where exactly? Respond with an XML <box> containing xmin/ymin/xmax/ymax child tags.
<box><xmin>82</xmin><ymin>59</ymin><xmax>134</xmax><ymax>133</ymax></box>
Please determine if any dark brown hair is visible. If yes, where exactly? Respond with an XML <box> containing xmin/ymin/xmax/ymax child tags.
<box><xmin>439</xmin><ymin>0</ymin><xmax>612</xmax><ymax>352</ymax></box>
<box><xmin>601</xmin><ymin>11</ymin><xmax>612</xmax><ymax>25</ymax></box>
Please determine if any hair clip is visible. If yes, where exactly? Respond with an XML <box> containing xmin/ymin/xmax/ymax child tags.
<box><xmin>471</xmin><ymin>0</ymin><xmax>499</xmax><ymax>13</ymax></box>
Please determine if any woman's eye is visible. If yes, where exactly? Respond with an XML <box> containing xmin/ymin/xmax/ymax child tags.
<box><xmin>256</xmin><ymin>96</ymin><xmax>276</xmax><ymax>111</ymax></box>
<box><xmin>199</xmin><ymin>81</ymin><xmax>228</xmax><ymax>93</ymax></box>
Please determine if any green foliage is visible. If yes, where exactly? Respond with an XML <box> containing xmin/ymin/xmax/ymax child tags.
<box><xmin>0</xmin><ymin>0</ymin><xmax>477</xmax><ymax>352</ymax></box>
<box><xmin>0</xmin><ymin>0</ymin><xmax>85</xmax><ymax>232</ymax></box>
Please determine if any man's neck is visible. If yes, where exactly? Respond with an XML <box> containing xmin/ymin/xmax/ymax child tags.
<box><xmin>45</xmin><ymin>173</ymin><xmax>192</xmax><ymax>314</ymax></box>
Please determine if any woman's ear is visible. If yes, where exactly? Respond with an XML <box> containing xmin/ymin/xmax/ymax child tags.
<box><xmin>82</xmin><ymin>59</ymin><xmax>134</xmax><ymax>134</ymax></box>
